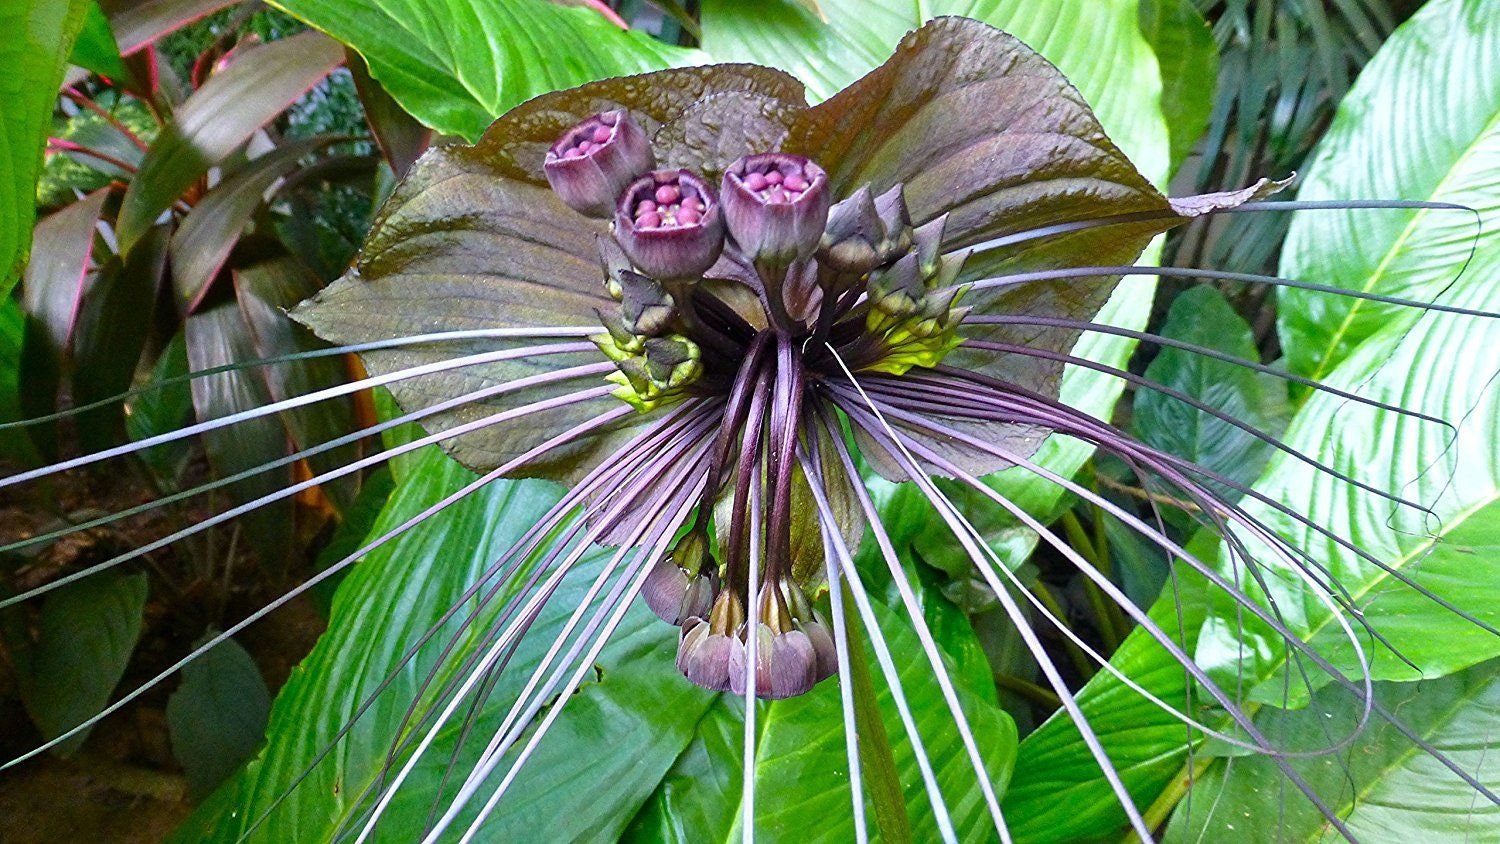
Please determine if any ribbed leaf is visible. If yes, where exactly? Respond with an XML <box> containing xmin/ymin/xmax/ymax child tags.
<box><xmin>266</xmin><ymin>0</ymin><xmax>706</xmax><ymax>141</ymax></box>
<box><xmin>1197</xmin><ymin>0</ymin><xmax>1500</xmax><ymax>697</ymax></box>
<box><xmin>1164</xmin><ymin>658</ymin><xmax>1500</xmax><ymax>842</ymax></box>
<box><xmin>1278</xmin><ymin>0</ymin><xmax>1500</xmax><ymax>380</ymax></box>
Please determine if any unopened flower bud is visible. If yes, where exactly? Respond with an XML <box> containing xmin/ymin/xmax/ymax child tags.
<box><xmin>727</xmin><ymin>623</ymin><xmax>819</xmax><ymax>699</ymax></box>
<box><xmin>800</xmin><ymin>618</ymin><xmax>839</xmax><ymax>680</ymax></box>
<box><xmin>617</xmin><ymin>271</ymin><xmax>675</xmax><ymax>336</ymax></box>
<box><xmin>643</xmin><ymin>336</ymin><xmax>701</xmax><ymax>388</ymax></box>
<box><xmin>818</xmin><ymin>183</ymin><xmax>914</xmax><ymax>273</ymax></box>
<box><xmin>545</xmin><ymin>110</ymin><xmax>655</xmax><ymax>218</ymax></box>
<box><xmin>677</xmin><ymin>618</ymin><xmax>735</xmax><ymax>692</ymax></box>
<box><xmin>868</xmin><ymin>253</ymin><xmax>925</xmax><ymax>318</ymax></box>
<box><xmin>614</xmin><ymin>170</ymin><xmax>724</xmax><ymax>280</ymax></box>
<box><xmin>722</xmin><ymin>153</ymin><xmax>830</xmax><ymax>265</ymax></box>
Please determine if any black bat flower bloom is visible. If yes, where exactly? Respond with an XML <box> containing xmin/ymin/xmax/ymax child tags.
<box><xmin>7</xmin><ymin>13</ymin><xmax>1498</xmax><ymax>844</ymax></box>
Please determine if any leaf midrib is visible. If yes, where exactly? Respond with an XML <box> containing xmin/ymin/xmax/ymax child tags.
<box><xmin>1307</xmin><ymin>667</ymin><xmax>1496</xmax><ymax>842</ymax></box>
<box><xmin>1307</xmin><ymin>106</ymin><xmax>1500</xmax><ymax>382</ymax></box>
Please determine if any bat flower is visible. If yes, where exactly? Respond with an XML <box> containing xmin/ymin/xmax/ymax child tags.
<box><xmin>12</xmin><ymin>14</ymin><xmax>1497</xmax><ymax>844</ymax></box>
<box><xmin>294</xmin><ymin>16</ymin><xmax>1286</xmax><ymax>695</ymax></box>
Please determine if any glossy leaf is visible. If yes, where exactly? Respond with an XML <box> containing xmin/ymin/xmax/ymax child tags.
<box><xmin>1003</xmin><ymin>567</ymin><xmax>1213</xmax><ymax>842</ymax></box>
<box><xmin>265</xmin><ymin>0</ymin><xmax>706</xmax><ymax>141</ymax></box>
<box><xmin>346</xmin><ymin>49</ymin><xmax>431</xmax><ymax>179</ymax></box>
<box><xmin>68</xmin><ymin>1</ymin><xmax>127</xmax><ymax>81</ymax></box>
<box><xmin>1133</xmin><ymin>285</ymin><xmax>1284</xmax><ymax>501</ymax></box>
<box><xmin>183</xmin><ymin>299</ymin><xmax>296</xmax><ymax>566</ymax></box>
<box><xmin>170</xmin><ymin>137</ymin><xmax>336</xmax><ymax>308</ymax></box>
<box><xmin>6</xmin><ymin>572</ymin><xmax>148</xmax><ymax>756</ymax></box>
<box><xmin>1164</xmin><ymin>658</ymin><xmax>1500</xmax><ymax>842</ymax></box>
<box><xmin>1137</xmin><ymin>0</ymin><xmax>1217</xmax><ymax>169</ymax></box>
<box><xmin>167</xmin><ymin>636</ymin><xmax>272</xmax><ymax>802</ymax></box>
<box><xmin>114</xmin><ymin>30</ymin><xmax>345</xmax><ymax>254</ymax></box>
<box><xmin>20</xmin><ymin>187</ymin><xmax>110</xmax><ymax>361</ymax></box>
<box><xmin>1278</xmin><ymin>0</ymin><xmax>1500</xmax><ymax>380</ymax></box>
<box><xmin>0</xmin><ymin>0</ymin><xmax>89</xmax><ymax>298</ymax></box>
<box><xmin>1195</xmin><ymin>0</ymin><xmax>1500</xmax><ymax>697</ymax></box>
<box><xmin>71</xmin><ymin>223</ymin><xmax>169</xmax><ymax>450</ymax></box>
<box><xmin>179</xmin><ymin>448</ymin><xmax>715</xmax><ymax>841</ymax></box>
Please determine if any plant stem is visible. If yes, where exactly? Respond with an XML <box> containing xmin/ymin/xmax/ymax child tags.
<box><xmin>1027</xmin><ymin>581</ymin><xmax>1095</xmax><ymax>678</ymax></box>
<box><xmin>992</xmin><ymin>673</ymin><xmax>1062</xmax><ymax>709</ymax></box>
<box><xmin>1121</xmin><ymin>754</ymin><xmax>1219</xmax><ymax>843</ymax></box>
<box><xmin>844</xmin><ymin>585</ymin><xmax>913</xmax><ymax>844</ymax></box>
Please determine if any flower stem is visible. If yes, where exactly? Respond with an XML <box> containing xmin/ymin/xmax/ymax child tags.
<box><xmin>843</xmin><ymin>583</ymin><xmax>913</xmax><ymax>843</ymax></box>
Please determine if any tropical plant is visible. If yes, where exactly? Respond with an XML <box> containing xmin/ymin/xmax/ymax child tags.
<box><xmin>2</xmin><ymin>0</ymin><xmax>1498</xmax><ymax>842</ymax></box>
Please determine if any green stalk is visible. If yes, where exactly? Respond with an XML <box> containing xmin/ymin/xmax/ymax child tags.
<box><xmin>844</xmin><ymin>583</ymin><xmax>913</xmax><ymax>843</ymax></box>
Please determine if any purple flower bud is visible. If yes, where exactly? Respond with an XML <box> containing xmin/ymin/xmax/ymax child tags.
<box><xmin>727</xmin><ymin>624</ymin><xmax>819</xmax><ymax>699</ymax></box>
<box><xmin>800</xmin><ymin>618</ymin><xmax>839</xmax><ymax>680</ymax></box>
<box><xmin>544</xmin><ymin>110</ymin><xmax>655</xmax><ymax>218</ymax></box>
<box><xmin>614</xmin><ymin>170</ymin><xmax>725</xmax><ymax>280</ymax></box>
<box><xmin>643</xmin><ymin>556</ymin><xmax>690</xmax><ymax>623</ymax></box>
<box><xmin>676</xmin><ymin>619</ymin><xmax>735</xmax><ymax>692</ymax></box>
<box><xmin>721</xmin><ymin>153</ymin><xmax>831</xmax><ymax>265</ymax></box>
<box><xmin>818</xmin><ymin>183</ymin><xmax>914</xmax><ymax>274</ymax></box>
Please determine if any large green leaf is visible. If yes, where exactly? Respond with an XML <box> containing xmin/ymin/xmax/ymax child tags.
<box><xmin>1196</xmin><ymin>0</ymin><xmax>1500</xmax><ymax>698</ymax></box>
<box><xmin>6</xmin><ymin>572</ymin><xmax>149</xmax><ymax>756</ymax></box>
<box><xmin>1136</xmin><ymin>0</ymin><xmax>1216</xmax><ymax>171</ymax></box>
<box><xmin>0</xmin><ymin>0</ymin><xmax>88</xmax><ymax>298</ymax></box>
<box><xmin>166</xmin><ymin>636</ymin><xmax>272</xmax><ymax>802</ymax></box>
<box><xmin>1133</xmin><ymin>285</ymin><xmax>1285</xmax><ymax>502</ymax></box>
<box><xmin>622</xmin><ymin>591</ymin><xmax>1018</xmax><ymax>841</ymax></box>
<box><xmin>1278</xmin><ymin>0</ymin><xmax>1500</xmax><ymax>380</ymax></box>
<box><xmin>1164</xmin><ymin>658</ymin><xmax>1500</xmax><ymax>843</ymax></box>
<box><xmin>1010</xmin><ymin>4</ymin><xmax>1500</xmax><ymax>837</ymax></box>
<box><xmin>266</xmin><ymin>0</ymin><xmax>705</xmax><ymax>141</ymax></box>
<box><xmin>180</xmin><ymin>448</ymin><xmax>718</xmax><ymax>840</ymax></box>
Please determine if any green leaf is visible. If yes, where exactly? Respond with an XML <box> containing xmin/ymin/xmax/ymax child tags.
<box><xmin>1137</xmin><ymin>0</ymin><xmax>1217</xmax><ymax>170</ymax></box>
<box><xmin>1164</xmin><ymin>658</ymin><xmax>1500</xmax><ymax>842</ymax></box>
<box><xmin>1195</xmin><ymin>0</ymin><xmax>1500</xmax><ymax>699</ymax></box>
<box><xmin>1278</xmin><ymin>0</ymin><xmax>1500</xmax><ymax>380</ymax></box>
<box><xmin>1133</xmin><ymin>285</ymin><xmax>1284</xmax><ymax>501</ymax></box>
<box><xmin>624</xmin><ymin>589</ymin><xmax>1018</xmax><ymax>840</ymax></box>
<box><xmin>265</xmin><ymin>0</ymin><xmax>706</xmax><ymax>141</ymax></box>
<box><xmin>1003</xmin><ymin>567</ymin><xmax>1213</xmax><ymax>842</ymax></box>
<box><xmin>68</xmin><ymin>1</ymin><xmax>127</xmax><ymax>81</ymax></box>
<box><xmin>6</xmin><ymin>572</ymin><xmax>149</xmax><ymax>756</ymax></box>
<box><xmin>114</xmin><ymin>29</ymin><xmax>345</xmax><ymax>254</ymax></box>
<box><xmin>1</xmin><ymin>0</ymin><xmax>89</xmax><ymax>298</ymax></box>
<box><xmin>179</xmin><ymin>448</ymin><xmax>717</xmax><ymax>841</ymax></box>
<box><xmin>167</xmin><ymin>636</ymin><xmax>272</xmax><ymax>802</ymax></box>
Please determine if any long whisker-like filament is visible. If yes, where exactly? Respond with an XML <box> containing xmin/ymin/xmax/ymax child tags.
<box><xmin>962</xmin><ymin>264</ymin><xmax>1495</xmax><ymax>321</ymax></box>
<box><xmin>839</xmin><ymin>383</ymin><xmax>1500</xmax><ymax>806</ymax></box>
<box><xmin>820</xmin><ymin>522</ymin><xmax>869</xmax><ymax>844</ymax></box>
<box><xmin>740</xmin><ymin>459</ymin><xmax>762</xmax><ymax>840</ymax></box>
<box><xmin>962</xmin><ymin>313</ymin><xmax>1451</xmax><ymax>426</ymax></box>
<box><xmin>808</xmin><ymin>407</ymin><xmax>1012</xmax><ymax>842</ymax></box>
<box><xmin>0</xmin><ymin>341</ymin><xmax>599</xmax><ymax>488</ymax></box>
<box><xmin>0</xmin><ymin>363</ymin><xmax>616</xmax><ymax>610</ymax></box>
<box><xmin>0</xmin><ymin>327</ymin><xmax>597</xmax><ymax>433</ymax></box>
<box><xmin>250</xmin><ymin>404</ymin><xmax>716</xmax><ymax>842</ymax></box>
<box><xmin>1</xmin><ymin>389</ymin><xmax>634</xmax><ymax>768</ymax></box>
<box><xmin>348</xmin><ymin>436</ymin><xmax>708</xmax><ymax>843</ymax></box>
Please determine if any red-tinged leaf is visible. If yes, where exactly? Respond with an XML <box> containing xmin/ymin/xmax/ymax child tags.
<box><xmin>184</xmin><ymin>299</ymin><xmax>295</xmax><ymax>566</ymax></box>
<box><xmin>234</xmin><ymin>257</ymin><xmax>361</xmax><ymax>513</ymax></box>
<box><xmin>346</xmin><ymin>49</ymin><xmax>430</xmax><ymax>179</ymax></box>
<box><xmin>115</xmin><ymin>30</ymin><xmax>346</xmax><ymax>254</ymax></box>
<box><xmin>170</xmin><ymin>137</ymin><xmax>337</xmax><ymax>308</ymax></box>
<box><xmin>1</xmin><ymin>0</ymin><xmax>90</xmax><ymax>298</ymax></box>
<box><xmin>68</xmin><ymin>1</ymin><xmax>127</xmax><ymax>81</ymax></box>
<box><xmin>21</xmin><ymin>187</ymin><xmax>110</xmax><ymax>358</ymax></box>
<box><xmin>110</xmin><ymin>0</ymin><xmax>239</xmax><ymax>56</ymax></box>
<box><xmin>71</xmin><ymin>224</ymin><xmax>169</xmax><ymax>450</ymax></box>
